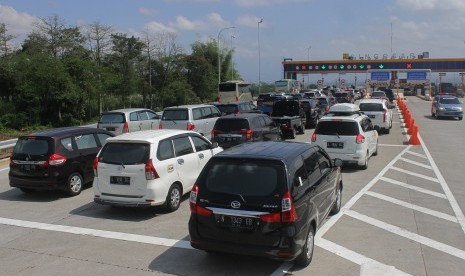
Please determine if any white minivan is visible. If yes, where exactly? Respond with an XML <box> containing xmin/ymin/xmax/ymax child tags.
<box><xmin>358</xmin><ymin>99</ymin><xmax>393</xmax><ymax>134</ymax></box>
<box><xmin>93</xmin><ymin>129</ymin><xmax>223</xmax><ymax>211</ymax></box>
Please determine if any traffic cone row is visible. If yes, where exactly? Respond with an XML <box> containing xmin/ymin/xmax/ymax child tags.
<box><xmin>398</xmin><ymin>98</ymin><xmax>420</xmax><ymax>145</ymax></box>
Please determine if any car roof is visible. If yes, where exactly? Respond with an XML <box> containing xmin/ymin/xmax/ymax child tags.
<box><xmin>103</xmin><ymin>108</ymin><xmax>151</xmax><ymax>114</ymax></box>
<box><xmin>164</xmin><ymin>104</ymin><xmax>214</xmax><ymax>110</ymax></box>
<box><xmin>329</xmin><ymin>103</ymin><xmax>360</xmax><ymax>113</ymax></box>
<box><xmin>105</xmin><ymin>129</ymin><xmax>197</xmax><ymax>143</ymax></box>
<box><xmin>216</xmin><ymin>101</ymin><xmax>250</xmax><ymax>105</ymax></box>
<box><xmin>214</xmin><ymin>141</ymin><xmax>318</xmax><ymax>165</ymax></box>
<box><xmin>22</xmin><ymin>127</ymin><xmax>112</xmax><ymax>139</ymax></box>
<box><xmin>320</xmin><ymin>113</ymin><xmax>365</xmax><ymax>122</ymax></box>
<box><xmin>218</xmin><ymin>113</ymin><xmax>265</xmax><ymax>119</ymax></box>
<box><xmin>359</xmin><ymin>99</ymin><xmax>386</xmax><ymax>104</ymax></box>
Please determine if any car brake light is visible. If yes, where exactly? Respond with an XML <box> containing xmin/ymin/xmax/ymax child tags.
<box><xmin>325</xmin><ymin>106</ymin><xmax>329</xmax><ymax>112</ymax></box>
<box><xmin>356</xmin><ymin>134</ymin><xmax>365</xmax><ymax>144</ymax></box>
<box><xmin>234</xmin><ymin>107</ymin><xmax>239</xmax><ymax>114</ymax></box>
<box><xmin>93</xmin><ymin>157</ymin><xmax>99</xmax><ymax>177</ymax></box>
<box><xmin>211</xmin><ymin>130</ymin><xmax>221</xmax><ymax>140</ymax></box>
<box><xmin>49</xmin><ymin>153</ymin><xmax>67</xmax><ymax>166</ymax></box>
<box><xmin>187</xmin><ymin>122</ymin><xmax>195</xmax><ymax>131</ymax></box>
<box><xmin>159</xmin><ymin>123</ymin><xmax>163</xmax><ymax>129</ymax></box>
<box><xmin>240</xmin><ymin>129</ymin><xmax>253</xmax><ymax>140</ymax></box>
<box><xmin>190</xmin><ymin>184</ymin><xmax>213</xmax><ymax>216</ymax></box>
<box><xmin>122</xmin><ymin>122</ymin><xmax>129</xmax><ymax>133</ymax></box>
<box><xmin>260</xmin><ymin>191</ymin><xmax>297</xmax><ymax>223</ymax></box>
<box><xmin>383</xmin><ymin>109</ymin><xmax>387</xmax><ymax>123</ymax></box>
<box><xmin>145</xmin><ymin>159</ymin><xmax>160</xmax><ymax>180</ymax></box>
<box><xmin>311</xmin><ymin>132</ymin><xmax>317</xmax><ymax>142</ymax></box>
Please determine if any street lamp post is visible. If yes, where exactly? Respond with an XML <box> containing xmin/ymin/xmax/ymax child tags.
<box><xmin>230</xmin><ymin>35</ymin><xmax>235</xmax><ymax>80</ymax></box>
<box><xmin>307</xmin><ymin>46</ymin><xmax>311</xmax><ymax>88</ymax></box>
<box><xmin>217</xmin><ymin>26</ymin><xmax>236</xmax><ymax>86</ymax></box>
<box><xmin>258</xmin><ymin>18</ymin><xmax>263</xmax><ymax>94</ymax></box>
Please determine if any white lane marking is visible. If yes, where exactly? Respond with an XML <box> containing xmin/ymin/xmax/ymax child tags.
<box><xmin>0</xmin><ymin>217</ymin><xmax>193</xmax><ymax>250</ymax></box>
<box><xmin>0</xmin><ymin>167</ymin><xmax>9</xmax><ymax>172</ymax></box>
<box><xmin>378</xmin><ymin>144</ymin><xmax>409</xmax><ymax>147</ymax></box>
<box><xmin>315</xmin><ymin>238</ymin><xmax>411</xmax><ymax>276</ymax></box>
<box><xmin>399</xmin><ymin>157</ymin><xmax>433</xmax><ymax>170</ymax></box>
<box><xmin>418</xmin><ymin>133</ymin><xmax>465</xmax><ymax>236</ymax></box>
<box><xmin>405</xmin><ymin>150</ymin><xmax>427</xmax><ymax>159</ymax></box>
<box><xmin>270</xmin><ymin>262</ymin><xmax>294</xmax><ymax>276</ymax></box>
<box><xmin>316</xmin><ymin>145</ymin><xmax>412</xmax><ymax>239</ymax></box>
<box><xmin>380</xmin><ymin>177</ymin><xmax>447</xmax><ymax>199</ymax></box>
<box><xmin>390</xmin><ymin>166</ymin><xmax>439</xmax><ymax>183</ymax></box>
<box><xmin>346</xmin><ymin>210</ymin><xmax>465</xmax><ymax>261</ymax></box>
<box><xmin>365</xmin><ymin>191</ymin><xmax>457</xmax><ymax>223</ymax></box>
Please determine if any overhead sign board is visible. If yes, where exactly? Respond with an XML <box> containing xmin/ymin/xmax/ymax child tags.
<box><xmin>370</xmin><ymin>72</ymin><xmax>390</xmax><ymax>81</ymax></box>
<box><xmin>407</xmin><ymin>71</ymin><xmax>427</xmax><ymax>81</ymax></box>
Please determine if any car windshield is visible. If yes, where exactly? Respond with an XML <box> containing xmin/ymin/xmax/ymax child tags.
<box><xmin>100</xmin><ymin>113</ymin><xmax>124</xmax><ymax>124</ymax></box>
<box><xmin>204</xmin><ymin>161</ymin><xmax>285</xmax><ymax>197</ymax></box>
<box><xmin>99</xmin><ymin>143</ymin><xmax>149</xmax><ymax>165</ymax></box>
<box><xmin>359</xmin><ymin>103</ymin><xmax>384</xmax><ymax>112</ymax></box>
<box><xmin>316</xmin><ymin>121</ymin><xmax>360</xmax><ymax>136</ymax></box>
<box><xmin>162</xmin><ymin>110</ymin><xmax>188</xmax><ymax>120</ymax></box>
<box><xmin>439</xmin><ymin>97</ymin><xmax>460</xmax><ymax>104</ymax></box>
<box><xmin>214</xmin><ymin>119</ymin><xmax>250</xmax><ymax>132</ymax></box>
<box><xmin>14</xmin><ymin>137</ymin><xmax>50</xmax><ymax>156</ymax></box>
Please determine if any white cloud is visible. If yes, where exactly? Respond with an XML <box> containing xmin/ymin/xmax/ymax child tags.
<box><xmin>236</xmin><ymin>15</ymin><xmax>265</xmax><ymax>28</ymax></box>
<box><xmin>395</xmin><ymin>0</ymin><xmax>465</xmax><ymax>12</ymax></box>
<box><xmin>0</xmin><ymin>5</ymin><xmax>37</xmax><ymax>36</ymax></box>
<box><xmin>234</xmin><ymin>0</ymin><xmax>308</xmax><ymax>7</ymax></box>
<box><xmin>138</xmin><ymin>7</ymin><xmax>159</xmax><ymax>16</ymax></box>
<box><xmin>145</xmin><ymin>21</ymin><xmax>177</xmax><ymax>33</ymax></box>
<box><xmin>170</xmin><ymin>13</ymin><xmax>229</xmax><ymax>30</ymax></box>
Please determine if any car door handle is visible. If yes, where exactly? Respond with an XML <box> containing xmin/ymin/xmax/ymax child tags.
<box><xmin>198</xmin><ymin>153</ymin><xmax>204</xmax><ymax>159</ymax></box>
<box><xmin>177</xmin><ymin>159</ymin><xmax>184</xmax><ymax>165</ymax></box>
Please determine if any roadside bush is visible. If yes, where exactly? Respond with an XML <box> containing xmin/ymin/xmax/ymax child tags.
<box><xmin>0</xmin><ymin>113</ymin><xmax>28</xmax><ymax>130</ymax></box>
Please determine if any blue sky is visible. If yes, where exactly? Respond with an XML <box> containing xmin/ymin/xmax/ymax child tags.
<box><xmin>2</xmin><ymin>0</ymin><xmax>465</xmax><ymax>84</ymax></box>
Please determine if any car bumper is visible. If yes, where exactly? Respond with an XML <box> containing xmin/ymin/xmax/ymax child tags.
<box><xmin>321</xmin><ymin>150</ymin><xmax>367</xmax><ymax>166</ymax></box>
<box><xmin>93</xmin><ymin>197</ymin><xmax>157</xmax><ymax>207</ymax></box>
<box><xmin>436</xmin><ymin>110</ymin><xmax>463</xmax><ymax>117</ymax></box>
<box><xmin>9</xmin><ymin>174</ymin><xmax>66</xmax><ymax>191</ymax></box>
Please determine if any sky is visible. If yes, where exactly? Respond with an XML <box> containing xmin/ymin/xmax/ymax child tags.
<box><xmin>2</xmin><ymin>0</ymin><xmax>465</xmax><ymax>85</ymax></box>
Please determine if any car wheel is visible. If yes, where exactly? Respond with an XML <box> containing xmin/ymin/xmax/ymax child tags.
<box><xmin>19</xmin><ymin>188</ymin><xmax>35</xmax><ymax>194</ymax></box>
<box><xmin>299</xmin><ymin>125</ymin><xmax>305</xmax><ymax>134</ymax></box>
<box><xmin>165</xmin><ymin>184</ymin><xmax>182</xmax><ymax>212</ymax></box>
<box><xmin>330</xmin><ymin>184</ymin><xmax>342</xmax><ymax>215</ymax></box>
<box><xmin>359</xmin><ymin>152</ymin><xmax>368</xmax><ymax>170</ymax></box>
<box><xmin>384</xmin><ymin>128</ymin><xmax>390</xmax><ymax>134</ymax></box>
<box><xmin>295</xmin><ymin>226</ymin><xmax>315</xmax><ymax>267</ymax></box>
<box><xmin>66</xmin><ymin>172</ymin><xmax>83</xmax><ymax>196</ymax></box>
<box><xmin>373</xmin><ymin>141</ymin><xmax>379</xmax><ymax>156</ymax></box>
<box><xmin>290</xmin><ymin>128</ymin><xmax>296</xmax><ymax>139</ymax></box>
<box><xmin>459</xmin><ymin>117</ymin><xmax>463</xmax><ymax>121</ymax></box>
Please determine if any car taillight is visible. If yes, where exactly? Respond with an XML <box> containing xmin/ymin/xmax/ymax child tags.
<box><xmin>234</xmin><ymin>107</ymin><xmax>239</xmax><ymax>114</ymax></box>
<box><xmin>240</xmin><ymin>129</ymin><xmax>253</xmax><ymax>140</ymax></box>
<box><xmin>311</xmin><ymin>132</ymin><xmax>317</xmax><ymax>142</ymax></box>
<box><xmin>145</xmin><ymin>159</ymin><xmax>160</xmax><ymax>180</ymax></box>
<box><xmin>325</xmin><ymin>105</ymin><xmax>330</xmax><ymax>112</ymax></box>
<box><xmin>159</xmin><ymin>123</ymin><xmax>163</xmax><ymax>129</ymax></box>
<box><xmin>282</xmin><ymin>122</ymin><xmax>290</xmax><ymax>129</ymax></box>
<box><xmin>93</xmin><ymin>157</ymin><xmax>99</xmax><ymax>177</ymax></box>
<box><xmin>310</xmin><ymin>108</ymin><xmax>314</xmax><ymax>114</ymax></box>
<box><xmin>190</xmin><ymin>184</ymin><xmax>213</xmax><ymax>216</ymax></box>
<box><xmin>49</xmin><ymin>153</ymin><xmax>67</xmax><ymax>166</ymax></box>
<box><xmin>187</xmin><ymin>122</ymin><xmax>195</xmax><ymax>131</ymax></box>
<box><xmin>383</xmin><ymin>109</ymin><xmax>387</xmax><ymax>123</ymax></box>
<box><xmin>122</xmin><ymin>122</ymin><xmax>129</xmax><ymax>133</ymax></box>
<box><xmin>260</xmin><ymin>191</ymin><xmax>297</xmax><ymax>223</ymax></box>
<box><xmin>211</xmin><ymin>130</ymin><xmax>221</xmax><ymax>140</ymax></box>
<box><xmin>356</xmin><ymin>134</ymin><xmax>365</xmax><ymax>144</ymax></box>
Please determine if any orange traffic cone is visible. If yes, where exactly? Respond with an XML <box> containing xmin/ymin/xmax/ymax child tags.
<box><xmin>407</xmin><ymin>119</ymin><xmax>415</xmax><ymax>135</ymax></box>
<box><xmin>409</xmin><ymin>125</ymin><xmax>421</xmax><ymax>145</ymax></box>
<box><xmin>405</xmin><ymin>112</ymin><xmax>411</xmax><ymax>127</ymax></box>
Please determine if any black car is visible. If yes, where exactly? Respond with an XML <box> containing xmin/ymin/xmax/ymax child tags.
<box><xmin>9</xmin><ymin>127</ymin><xmax>114</xmax><ymax>196</ymax></box>
<box><xmin>211</xmin><ymin>113</ymin><xmax>281</xmax><ymax>148</ymax></box>
<box><xmin>300</xmin><ymin>99</ymin><xmax>320</xmax><ymax>128</ymax></box>
<box><xmin>334</xmin><ymin>92</ymin><xmax>353</xmax><ymax>103</ymax></box>
<box><xmin>214</xmin><ymin>101</ymin><xmax>261</xmax><ymax>115</ymax></box>
<box><xmin>189</xmin><ymin>141</ymin><xmax>343</xmax><ymax>266</ymax></box>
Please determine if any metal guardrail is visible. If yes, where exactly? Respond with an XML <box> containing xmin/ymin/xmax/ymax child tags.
<box><xmin>0</xmin><ymin>138</ymin><xmax>17</xmax><ymax>150</ymax></box>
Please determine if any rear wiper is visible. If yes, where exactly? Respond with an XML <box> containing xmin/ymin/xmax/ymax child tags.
<box><xmin>119</xmin><ymin>162</ymin><xmax>126</xmax><ymax>168</ymax></box>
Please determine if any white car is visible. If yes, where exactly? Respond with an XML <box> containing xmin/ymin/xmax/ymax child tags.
<box><xmin>93</xmin><ymin>129</ymin><xmax>223</xmax><ymax>211</ymax></box>
<box><xmin>358</xmin><ymin>99</ymin><xmax>393</xmax><ymax>134</ymax></box>
<box><xmin>312</xmin><ymin>104</ymin><xmax>378</xmax><ymax>169</ymax></box>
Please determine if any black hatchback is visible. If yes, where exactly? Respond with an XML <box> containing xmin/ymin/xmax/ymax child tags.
<box><xmin>189</xmin><ymin>141</ymin><xmax>343</xmax><ymax>266</ymax></box>
<box><xmin>9</xmin><ymin>127</ymin><xmax>114</xmax><ymax>196</ymax></box>
<box><xmin>211</xmin><ymin>113</ymin><xmax>281</xmax><ymax>149</ymax></box>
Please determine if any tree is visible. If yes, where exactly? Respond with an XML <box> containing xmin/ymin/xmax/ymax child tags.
<box><xmin>0</xmin><ymin>23</ymin><xmax>16</xmax><ymax>57</ymax></box>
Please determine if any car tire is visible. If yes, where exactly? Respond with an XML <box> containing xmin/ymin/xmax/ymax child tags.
<box><xmin>19</xmin><ymin>188</ymin><xmax>35</xmax><ymax>194</ymax></box>
<box><xmin>165</xmin><ymin>183</ymin><xmax>182</xmax><ymax>212</ymax></box>
<box><xmin>384</xmin><ymin>128</ymin><xmax>390</xmax><ymax>134</ymax></box>
<box><xmin>373</xmin><ymin>141</ymin><xmax>379</xmax><ymax>156</ymax></box>
<box><xmin>290</xmin><ymin>128</ymin><xmax>296</xmax><ymax>139</ymax></box>
<box><xmin>299</xmin><ymin>125</ymin><xmax>305</xmax><ymax>134</ymax></box>
<box><xmin>330</xmin><ymin>184</ymin><xmax>342</xmax><ymax>215</ymax></box>
<box><xmin>295</xmin><ymin>225</ymin><xmax>315</xmax><ymax>267</ymax></box>
<box><xmin>359</xmin><ymin>152</ymin><xmax>368</xmax><ymax>170</ymax></box>
<box><xmin>459</xmin><ymin>117</ymin><xmax>463</xmax><ymax>121</ymax></box>
<box><xmin>66</xmin><ymin>172</ymin><xmax>83</xmax><ymax>196</ymax></box>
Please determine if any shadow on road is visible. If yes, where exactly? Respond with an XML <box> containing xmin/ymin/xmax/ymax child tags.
<box><xmin>0</xmin><ymin>188</ymin><xmax>64</xmax><ymax>202</ymax></box>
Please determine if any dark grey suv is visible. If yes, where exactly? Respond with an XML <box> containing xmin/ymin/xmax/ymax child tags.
<box><xmin>189</xmin><ymin>141</ymin><xmax>343</xmax><ymax>267</ymax></box>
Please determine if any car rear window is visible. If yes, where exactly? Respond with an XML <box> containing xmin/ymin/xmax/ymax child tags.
<box><xmin>162</xmin><ymin>109</ymin><xmax>188</xmax><ymax>120</ymax></box>
<box><xmin>359</xmin><ymin>103</ymin><xmax>384</xmax><ymax>112</ymax></box>
<box><xmin>316</xmin><ymin>121</ymin><xmax>360</xmax><ymax>136</ymax></box>
<box><xmin>371</xmin><ymin>92</ymin><xmax>386</xmax><ymax>98</ymax></box>
<box><xmin>203</xmin><ymin>161</ymin><xmax>285</xmax><ymax>197</ymax></box>
<box><xmin>317</xmin><ymin>98</ymin><xmax>328</xmax><ymax>105</ymax></box>
<box><xmin>100</xmin><ymin>113</ymin><xmax>125</xmax><ymax>123</ymax></box>
<box><xmin>14</xmin><ymin>137</ymin><xmax>50</xmax><ymax>156</ymax></box>
<box><xmin>99</xmin><ymin>143</ymin><xmax>149</xmax><ymax>165</ymax></box>
<box><xmin>216</xmin><ymin>105</ymin><xmax>237</xmax><ymax>114</ymax></box>
<box><xmin>214</xmin><ymin>118</ymin><xmax>250</xmax><ymax>132</ymax></box>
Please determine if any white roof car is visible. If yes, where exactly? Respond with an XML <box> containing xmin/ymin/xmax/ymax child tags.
<box><xmin>358</xmin><ymin>99</ymin><xmax>393</xmax><ymax>134</ymax></box>
<box><xmin>311</xmin><ymin>112</ymin><xmax>379</xmax><ymax>169</ymax></box>
<box><xmin>93</xmin><ymin>129</ymin><xmax>223</xmax><ymax>211</ymax></box>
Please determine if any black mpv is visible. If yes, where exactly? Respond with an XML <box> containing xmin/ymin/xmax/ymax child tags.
<box><xmin>188</xmin><ymin>141</ymin><xmax>343</xmax><ymax>267</ymax></box>
<box><xmin>9</xmin><ymin>127</ymin><xmax>114</xmax><ymax>196</ymax></box>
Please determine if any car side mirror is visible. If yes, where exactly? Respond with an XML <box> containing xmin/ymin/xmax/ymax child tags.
<box><xmin>333</xmin><ymin>158</ymin><xmax>343</xmax><ymax>167</ymax></box>
<box><xmin>211</xmin><ymin>142</ymin><xmax>219</xmax><ymax>149</ymax></box>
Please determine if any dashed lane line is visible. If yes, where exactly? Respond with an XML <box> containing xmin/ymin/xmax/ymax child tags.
<box><xmin>346</xmin><ymin>210</ymin><xmax>465</xmax><ymax>261</ymax></box>
<box><xmin>378</xmin><ymin>144</ymin><xmax>409</xmax><ymax>147</ymax></box>
<box><xmin>398</xmin><ymin>157</ymin><xmax>433</xmax><ymax>170</ymax></box>
<box><xmin>365</xmin><ymin>191</ymin><xmax>457</xmax><ymax>223</ymax></box>
<box><xmin>390</xmin><ymin>166</ymin><xmax>439</xmax><ymax>183</ymax></box>
<box><xmin>0</xmin><ymin>167</ymin><xmax>9</xmax><ymax>172</ymax></box>
<box><xmin>379</xmin><ymin>177</ymin><xmax>447</xmax><ymax>199</ymax></box>
<box><xmin>405</xmin><ymin>150</ymin><xmax>427</xmax><ymax>159</ymax></box>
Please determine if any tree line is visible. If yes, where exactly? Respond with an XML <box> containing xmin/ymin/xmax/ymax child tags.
<box><xmin>0</xmin><ymin>15</ymin><xmax>241</xmax><ymax>130</ymax></box>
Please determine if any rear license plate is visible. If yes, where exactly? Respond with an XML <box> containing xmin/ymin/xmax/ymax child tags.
<box><xmin>110</xmin><ymin>176</ymin><xmax>130</xmax><ymax>185</ymax></box>
<box><xmin>106</xmin><ymin>127</ymin><xmax>116</xmax><ymax>131</ymax></box>
<box><xmin>327</xmin><ymin>142</ymin><xmax>344</xmax><ymax>148</ymax></box>
<box><xmin>21</xmin><ymin>164</ymin><xmax>36</xmax><ymax>171</ymax></box>
<box><xmin>217</xmin><ymin>215</ymin><xmax>256</xmax><ymax>229</ymax></box>
<box><xmin>368</xmin><ymin>115</ymin><xmax>376</xmax><ymax>119</ymax></box>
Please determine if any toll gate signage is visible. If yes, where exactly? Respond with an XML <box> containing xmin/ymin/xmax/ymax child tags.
<box><xmin>370</xmin><ymin>72</ymin><xmax>390</xmax><ymax>81</ymax></box>
<box><xmin>407</xmin><ymin>71</ymin><xmax>427</xmax><ymax>81</ymax></box>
